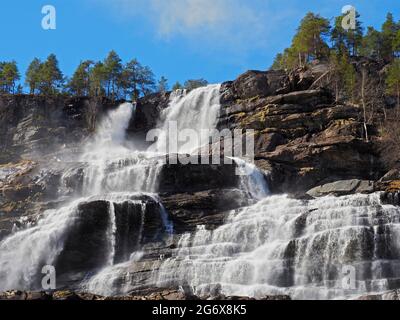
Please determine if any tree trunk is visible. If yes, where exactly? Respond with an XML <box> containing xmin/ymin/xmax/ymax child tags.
<box><xmin>361</xmin><ymin>68</ymin><xmax>369</xmax><ymax>142</ymax></box>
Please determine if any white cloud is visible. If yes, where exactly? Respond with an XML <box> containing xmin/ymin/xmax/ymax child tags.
<box><xmin>96</xmin><ymin>0</ymin><xmax>274</xmax><ymax>49</ymax></box>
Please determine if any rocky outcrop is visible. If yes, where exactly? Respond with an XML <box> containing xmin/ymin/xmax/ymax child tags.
<box><xmin>307</xmin><ymin>179</ymin><xmax>375</xmax><ymax>198</ymax></box>
<box><xmin>218</xmin><ymin>82</ymin><xmax>382</xmax><ymax>195</ymax></box>
<box><xmin>0</xmin><ymin>95</ymin><xmax>119</xmax><ymax>164</ymax></box>
<box><xmin>127</xmin><ymin>92</ymin><xmax>171</xmax><ymax>149</ymax></box>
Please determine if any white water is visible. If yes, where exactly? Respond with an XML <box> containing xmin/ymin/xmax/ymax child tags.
<box><xmin>3</xmin><ymin>84</ymin><xmax>398</xmax><ymax>300</ymax></box>
<box><xmin>0</xmin><ymin>85</ymin><xmax>224</xmax><ymax>292</ymax></box>
<box><xmin>154</xmin><ymin>193</ymin><xmax>400</xmax><ymax>300</ymax></box>
<box><xmin>0</xmin><ymin>199</ymin><xmax>83</xmax><ymax>290</ymax></box>
<box><xmin>149</xmin><ymin>84</ymin><xmax>221</xmax><ymax>154</ymax></box>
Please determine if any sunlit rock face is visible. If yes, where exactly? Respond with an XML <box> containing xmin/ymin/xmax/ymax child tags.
<box><xmin>1</xmin><ymin>65</ymin><xmax>399</xmax><ymax>301</ymax></box>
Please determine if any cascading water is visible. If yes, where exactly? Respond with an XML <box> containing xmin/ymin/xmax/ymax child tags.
<box><xmin>149</xmin><ymin>84</ymin><xmax>221</xmax><ymax>154</ymax></box>
<box><xmin>154</xmin><ymin>193</ymin><xmax>400</xmax><ymax>300</ymax></box>
<box><xmin>0</xmin><ymin>85</ymin><xmax>225</xmax><ymax>293</ymax></box>
<box><xmin>2</xmin><ymin>83</ymin><xmax>399</xmax><ymax>300</ymax></box>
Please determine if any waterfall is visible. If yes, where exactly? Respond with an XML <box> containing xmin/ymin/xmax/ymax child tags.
<box><xmin>154</xmin><ymin>193</ymin><xmax>400</xmax><ymax>300</ymax></box>
<box><xmin>149</xmin><ymin>84</ymin><xmax>221</xmax><ymax>154</ymax></box>
<box><xmin>0</xmin><ymin>199</ymin><xmax>84</xmax><ymax>291</ymax></box>
<box><xmin>233</xmin><ymin>158</ymin><xmax>270</xmax><ymax>201</ymax></box>
<box><xmin>0</xmin><ymin>85</ymin><xmax>224</xmax><ymax>293</ymax></box>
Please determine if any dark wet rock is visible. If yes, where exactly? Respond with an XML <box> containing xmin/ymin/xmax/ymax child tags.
<box><xmin>158</xmin><ymin>155</ymin><xmax>238</xmax><ymax>194</ymax></box>
<box><xmin>127</xmin><ymin>92</ymin><xmax>171</xmax><ymax>149</ymax></box>
<box><xmin>0</xmin><ymin>288</ymin><xmax>291</xmax><ymax>301</ymax></box>
<box><xmin>161</xmin><ymin>189</ymin><xmax>249</xmax><ymax>233</ymax></box>
<box><xmin>54</xmin><ymin>195</ymin><xmax>167</xmax><ymax>286</ymax></box>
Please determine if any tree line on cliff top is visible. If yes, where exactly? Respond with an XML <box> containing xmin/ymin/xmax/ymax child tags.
<box><xmin>0</xmin><ymin>51</ymin><xmax>208</xmax><ymax>101</ymax></box>
<box><xmin>271</xmin><ymin>12</ymin><xmax>400</xmax><ymax>113</ymax></box>
<box><xmin>0</xmin><ymin>11</ymin><xmax>399</xmax><ymax>105</ymax></box>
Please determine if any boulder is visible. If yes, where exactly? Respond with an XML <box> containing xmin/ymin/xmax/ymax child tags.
<box><xmin>307</xmin><ymin>179</ymin><xmax>375</xmax><ymax>198</ymax></box>
<box><xmin>220</xmin><ymin>70</ymin><xmax>288</xmax><ymax>103</ymax></box>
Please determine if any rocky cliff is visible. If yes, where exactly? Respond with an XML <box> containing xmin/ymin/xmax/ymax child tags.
<box><xmin>1</xmin><ymin>63</ymin><xmax>400</xmax><ymax>300</ymax></box>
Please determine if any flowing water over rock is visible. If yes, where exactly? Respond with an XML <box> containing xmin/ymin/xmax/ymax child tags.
<box><xmin>1</xmin><ymin>85</ymin><xmax>400</xmax><ymax>300</ymax></box>
<box><xmin>154</xmin><ymin>193</ymin><xmax>400</xmax><ymax>300</ymax></box>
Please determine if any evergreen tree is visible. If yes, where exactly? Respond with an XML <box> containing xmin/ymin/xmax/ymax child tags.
<box><xmin>103</xmin><ymin>50</ymin><xmax>122</xmax><ymax>99</ymax></box>
<box><xmin>291</xmin><ymin>12</ymin><xmax>330</xmax><ymax>65</ymax></box>
<box><xmin>386</xmin><ymin>59</ymin><xmax>400</xmax><ymax>112</ymax></box>
<box><xmin>89</xmin><ymin>62</ymin><xmax>106</xmax><ymax>97</ymax></box>
<box><xmin>0</xmin><ymin>61</ymin><xmax>20</xmax><ymax>93</ymax></box>
<box><xmin>120</xmin><ymin>59</ymin><xmax>155</xmax><ymax>101</ymax></box>
<box><xmin>67</xmin><ymin>60</ymin><xmax>93</xmax><ymax>96</ymax></box>
<box><xmin>331</xmin><ymin>12</ymin><xmax>363</xmax><ymax>56</ymax></box>
<box><xmin>157</xmin><ymin>76</ymin><xmax>169</xmax><ymax>93</ymax></box>
<box><xmin>172</xmin><ymin>81</ymin><xmax>183</xmax><ymax>91</ymax></box>
<box><xmin>38</xmin><ymin>54</ymin><xmax>64</xmax><ymax>95</ymax></box>
<box><xmin>381</xmin><ymin>13</ymin><xmax>399</xmax><ymax>61</ymax></box>
<box><xmin>393</xmin><ymin>30</ymin><xmax>400</xmax><ymax>57</ymax></box>
<box><xmin>25</xmin><ymin>58</ymin><xmax>42</xmax><ymax>94</ymax></box>
<box><xmin>361</xmin><ymin>27</ymin><xmax>383</xmax><ymax>59</ymax></box>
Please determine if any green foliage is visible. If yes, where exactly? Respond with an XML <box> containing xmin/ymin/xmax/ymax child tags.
<box><xmin>386</xmin><ymin>59</ymin><xmax>400</xmax><ymax>106</ymax></box>
<box><xmin>37</xmin><ymin>54</ymin><xmax>64</xmax><ymax>95</ymax></box>
<box><xmin>331</xmin><ymin>12</ymin><xmax>363</xmax><ymax>56</ymax></box>
<box><xmin>103</xmin><ymin>50</ymin><xmax>123</xmax><ymax>99</ymax></box>
<box><xmin>394</xmin><ymin>30</ymin><xmax>400</xmax><ymax>57</ymax></box>
<box><xmin>67</xmin><ymin>60</ymin><xmax>93</xmax><ymax>96</ymax></box>
<box><xmin>119</xmin><ymin>59</ymin><xmax>155</xmax><ymax>101</ymax></box>
<box><xmin>360</xmin><ymin>27</ymin><xmax>383</xmax><ymax>58</ymax></box>
<box><xmin>89</xmin><ymin>62</ymin><xmax>107</xmax><ymax>97</ymax></box>
<box><xmin>329</xmin><ymin>52</ymin><xmax>356</xmax><ymax>101</ymax></box>
<box><xmin>25</xmin><ymin>58</ymin><xmax>42</xmax><ymax>94</ymax></box>
<box><xmin>184</xmin><ymin>79</ymin><xmax>208</xmax><ymax>91</ymax></box>
<box><xmin>381</xmin><ymin>13</ymin><xmax>400</xmax><ymax>60</ymax></box>
<box><xmin>271</xmin><ymin>12</ymin><xmax>330</xmax><ymax>70</ymax></box>
<box><xmin>172</xmin><ymin>81</ymin><xmax>183</xmax><ymax>91</ymax></box>
<box><xmin>157</xmin><ymin>76</ymin><xmax>169</xmax><ymax>93</ymax></box>
<box><xmin>0</xmin><ymin>61</ymin><xmax>20</xmax><ymax>93</ymax></box>
<box><xmin>292</xmin><ymin>12</ymin><xmax>331</xmax><ymax>63</ymax></box>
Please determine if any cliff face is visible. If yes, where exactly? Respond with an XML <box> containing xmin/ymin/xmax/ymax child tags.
<box><xmin>217</xmin><ymin>69</ymin><xmax>384</xmax><ymax>196</ymax></box>
<box><xmin>0</xmin><ymin>95</ymin><xmax>119</xmax><ymax>164</ymax></box>
<box><xmin>0</xmin><ymin>64</ymin><xmax>399</xmax><ymax>299</ymax></box>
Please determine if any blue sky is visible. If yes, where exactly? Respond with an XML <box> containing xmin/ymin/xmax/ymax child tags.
<box><xmin>1</xmin><ymin>0</ymin><xmax>399</xmax><ymax>88</ymax></box>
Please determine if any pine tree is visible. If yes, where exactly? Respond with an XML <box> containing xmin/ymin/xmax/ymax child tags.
<box><xmin>157</xmin><ymin>76</ymin><xmax>169</xmax><ymax>93</ymax></box>
<box><xmin>103</xmin><ymin>50</ymin><xmax>122</xmax><ymax>99</ymax></box>
<box><xmin>25</xmin><ymin>58</ymin><xmax>42</xmax><ymax>94</ymax></box>
<box><xmin>0</xmin><ymin>61</ymin><xmax>20</xmax><ymax>93</ymax></box>
<box><xmin>331</xmin><ymin>12</ymin><xmax>363</xmax><ymax>56</ymax></box>
<box><xmin>172</xmin><ymin>82</ymin><xmax>183</xmax><ymax>91</ymax></box>
<box><xmin>361</xmin><ymin>27</ymin><xmax>383</xmax><ymax>59</ymax></box>
<box><xmin>393</xmin><ymin>30</ymin><xmax>400</xmax><ymax>57</ymax></box>
<box><xmin>120</xmin><ymin>59</ymin><xmax>155</xmax><ymax>101</ymax></box>
<box><xmin>38</xmin><ymin>54</ymin><xmax>64</xmax><ymax>95</ymax></box>
<box><xmin>67</xmin><ymin>60</ymin><xmax>93</xmax><ymax>96</ymax></box>
<box><xmin>89</xmin><ymin>62</ymin><xmax>106</xmax><ymax>97</ymax></box>
<box><xmin>381</xmin><ymin>13</ymin><xmax>399</xmax><ymax>61</ymax></box>
<box><xmin>291</xmin><ymin>12</ymin><xmax>330</xmax><ymax>65</ymax></box>
<box><xmin>386</xmin><ymin>59</ymin><xmax>400</xmax><ymax>113</ymax></box>
<box><xmin>343</xmin><ymin>56</ymin><xmax>357</xmax><ymax>102</ymax></box>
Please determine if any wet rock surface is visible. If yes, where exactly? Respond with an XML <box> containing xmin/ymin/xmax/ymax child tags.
<box><xmin>0</xmin><ymin>62</ymin><xmax>399</xmax><ymax>300</ymax></box>
<box><xmin>0</xmin><ymin>288</ymin><xmax>291</xmax><ymax>301</ymax></box>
